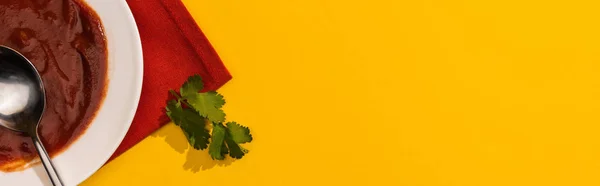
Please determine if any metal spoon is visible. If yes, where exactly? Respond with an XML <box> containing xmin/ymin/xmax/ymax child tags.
<box><xmin>0</xmin><ymin>46</ymin><xmax>64</xmax><ymax>186</ymax></box>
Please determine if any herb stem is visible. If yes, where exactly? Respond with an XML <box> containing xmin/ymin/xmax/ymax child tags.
<box><xmin>169</xmin><ymin>89</ymin><xmax>194</xmax><ymax>108</ymax></box>
<box><xmin>169</xmin><ymin>89</ymin><xmax>182</xmax><ymax>99</ymax></box>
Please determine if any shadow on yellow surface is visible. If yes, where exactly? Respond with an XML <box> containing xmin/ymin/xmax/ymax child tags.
<box><xmin>151</xmin><ymin>124</ymin><xmax>236</xmax><ymax>172</ymax></box>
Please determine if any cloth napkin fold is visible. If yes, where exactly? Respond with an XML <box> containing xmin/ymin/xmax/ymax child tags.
<box><xmin>109</xmin><ymin>0</ymin><xmax>232</xmax><ymax>160</ymax></box>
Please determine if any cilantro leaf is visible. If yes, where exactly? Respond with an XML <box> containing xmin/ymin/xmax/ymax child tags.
<box><xmin>226</xmin><ymin>122</ymin><xmax>253</xmax><ymax>144</ymax></box>
<box><xmin>166</xmin><ymin>100</ymin><xmax>183</xmax><ymax>124</ymax></box>
<box><xmin>208</xmin><ymin>123</ymin><xmax>227</xmax><ymax>160</ymax></box>
<box><xmin>186</xmin><ymin>91</ymin><xmax>226</xmax><ymax>123</ymax></box>
<box><xmin>225</xmin><ymin>136</ymin><xmax>248</xmax><ymax>159</ymax></box>
<box><xmin>179</xmin><ymin>112</ymin><xmax>210</xmax><ymax>150</ymax></box>
<box><xmin>180</xmin><ymin>75</ymin><xmax>204</xmax><ymax>98</ymax></box>
<box><xmin>208</xmin><ymin>122</ymin><xmax>252</xmax><ymax>159</ymax></box>
<box><xmin>166</xmin><ymin>100</ymin><xmax>210</xmax><ymax>150</ymax></box>
<box><xmin>220</xmin><ymin>141</ymin><xmax>229</xmax><ymax>155</ymax></box>
<box><xmin>179</xmin><ymin>75</ymin><xmax>226</xmax><ymax>123</ymax></box>
<box><xmin>224</xmin><ymin>122</ymin><xmax>252</xmax><ymax>159</ymax></box>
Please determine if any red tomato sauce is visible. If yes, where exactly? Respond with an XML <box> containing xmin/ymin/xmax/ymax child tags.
<box><xmin>0</xmin><ymin>0</ymin><xmax>107</xmax><ymax>171</ymax></box>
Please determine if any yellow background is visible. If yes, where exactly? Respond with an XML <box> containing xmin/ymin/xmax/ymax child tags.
<box><xmin>83</xmin><ymin>0</ymin><xmax>600</xmax><ymax>185</ymax></box>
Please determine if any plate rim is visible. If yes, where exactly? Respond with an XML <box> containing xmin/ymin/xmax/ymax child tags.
<box><xmin>70</xmin><ymin>1</ymin><xmax>144</xmax><ymax>185</ymax></box>
<box><xmin>0</xmin><ymin>0</ymin><xmax>143</xmax><ymax>184</ymax></box>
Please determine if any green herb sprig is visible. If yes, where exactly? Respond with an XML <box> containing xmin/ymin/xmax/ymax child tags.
<box><xmin>166</xmin><ymin>75</ymin><xmax>253</xmax><ymax>160</ymax></box>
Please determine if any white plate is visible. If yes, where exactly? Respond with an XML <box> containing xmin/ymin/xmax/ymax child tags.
<box><xmin>0</xmin><ymin>0</ymin><xmax>143</xmax><ymax>185</ymax></box>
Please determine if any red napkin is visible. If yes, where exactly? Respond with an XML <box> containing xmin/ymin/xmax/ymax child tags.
<box><xmin>109</xmin><ymin>0</ymin><xmax>232</xmax><ymax>160</ymax></box>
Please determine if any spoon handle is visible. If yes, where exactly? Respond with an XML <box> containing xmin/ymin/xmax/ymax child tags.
<box><xmin>31</xmin><ymin>134</ymin><xmax>64</xmax><ymax>186</ymax></box>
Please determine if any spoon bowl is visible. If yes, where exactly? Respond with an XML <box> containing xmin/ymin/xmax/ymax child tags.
<box><xmin>0</xmin><ymin>45</ymin><xmax>64</xmax><ymax>186</ymax></box>
<box><xmin>0</xmin><ymin>46</ymin><xmax>45</xmax><ymax>132</ymax></box>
